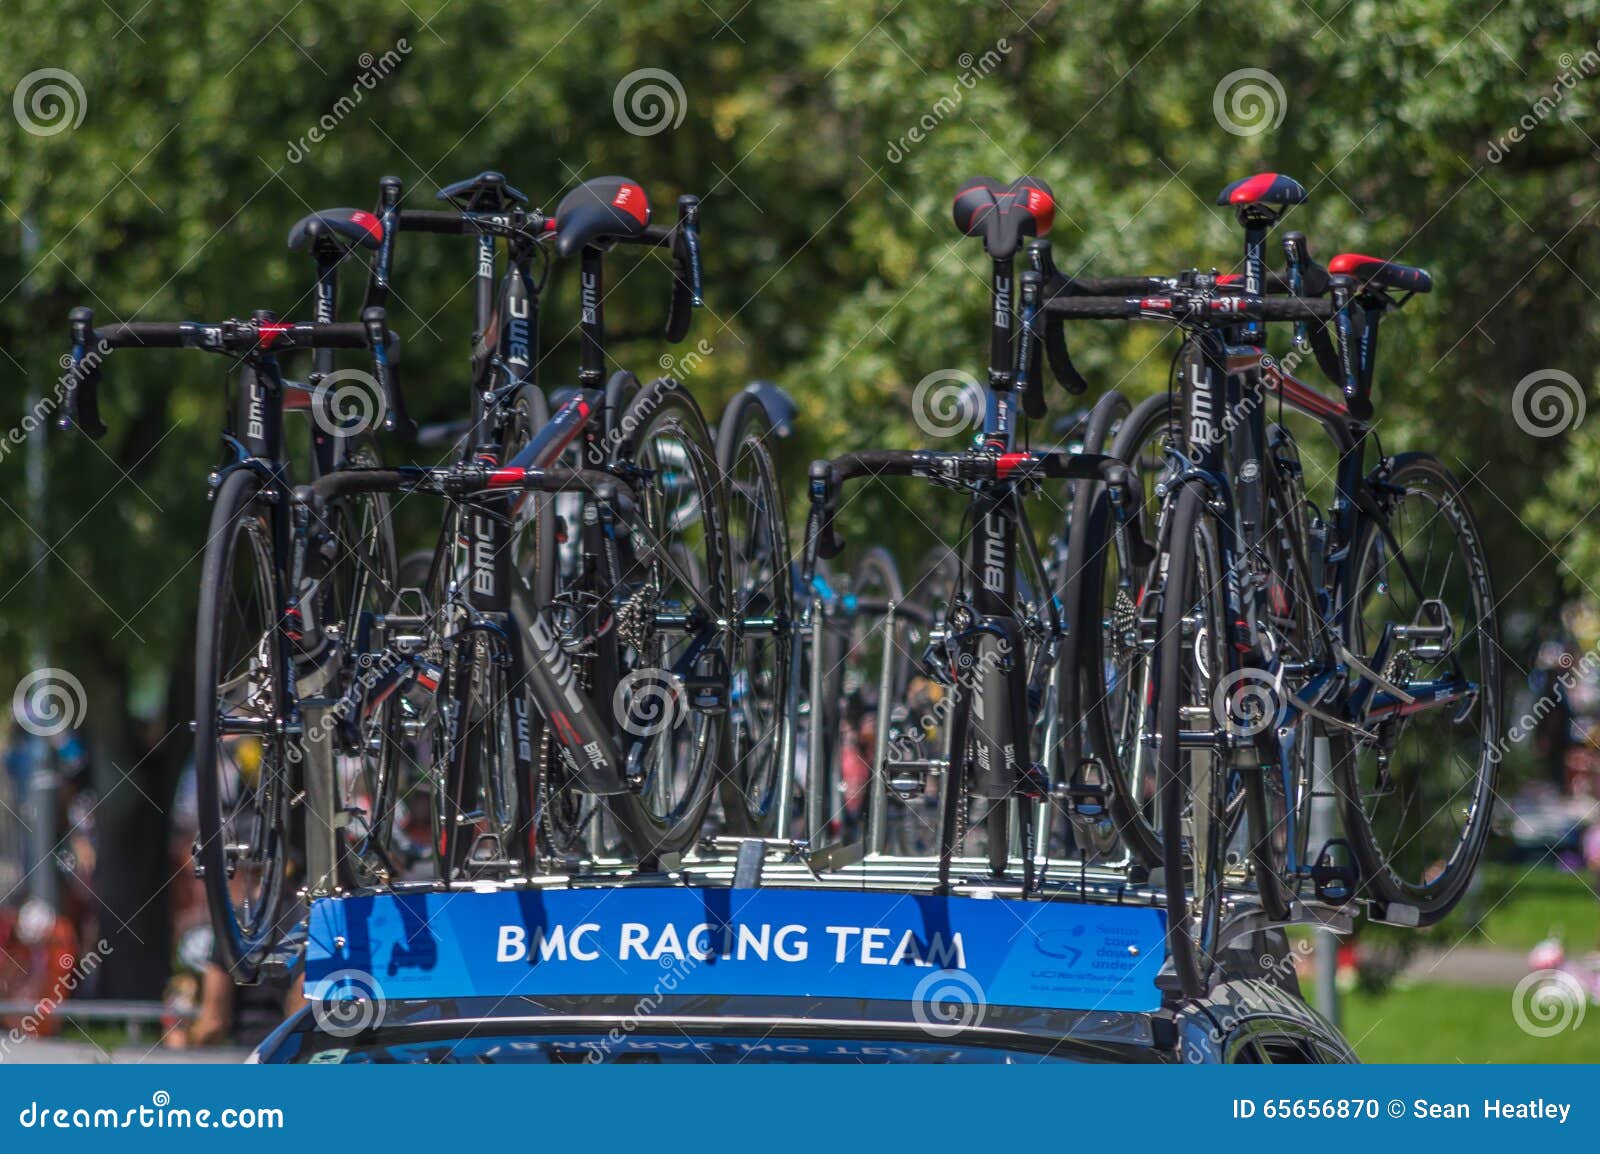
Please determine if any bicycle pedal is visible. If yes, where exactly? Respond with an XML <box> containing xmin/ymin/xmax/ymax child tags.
<box><xmin>1055</xmin><ymin>759</ymin><xmax>1119</xmax><ymax>860</ymax></box>
<box><xmin>888</xmin><ymin>758</ymin><xmax>942</xmax><ymax>798</ymax></box>
<box><xmin>1311</xmin><ymin>837</ymin><xmax>1359</xmax><ymax>905</ymax></box>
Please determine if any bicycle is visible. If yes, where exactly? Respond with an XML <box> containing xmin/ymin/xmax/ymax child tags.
<box><xmin>61</xmin><ymin>305</ymin><xmax>396</xmax><ymax>981</ymax></box>
<box><xmin>1032</xmin><ymin>173</ymin><xmax>1501</xmax><ymax>994</ymax></box>
<box><xmin>803</xmin><ymin>176</ymin><xmax>1152</xmax><ymax>892</ymax></box>
<box><xmin>295</xmin><ymin>172</ymin><xmax>731</xmax><ymax>872</ymax></box>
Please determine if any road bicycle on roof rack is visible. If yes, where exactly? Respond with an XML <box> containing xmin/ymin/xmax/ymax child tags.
<box><xmin>1029</xmin><ymin>171</ymin><xmax>1501</xmax><ymax>996</ymax></box>
<box><xmin>291</xmin><ymin>170</ymin><xmax>733</xmax><ymax>880</ymax></box>
<box><xmin>802</xmin><ymin>175</ymin><xmax>1155</xmax><ymax>894</ymax></box>
<box><xmin>60</xmin><ymin>303</ymin><xmax>398</xmax><ymax>982</ymax></box>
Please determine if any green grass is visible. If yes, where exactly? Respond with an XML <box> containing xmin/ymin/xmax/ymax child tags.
<box><xmin>1310</xmin><ymin>982</ymin><xmax>1600</xmax><ymax>1063</ymax></box>
<box><xmin>1441</xmin><ymin>863</ymin><xmax>1600</xmax><ymax>952</ymax></box>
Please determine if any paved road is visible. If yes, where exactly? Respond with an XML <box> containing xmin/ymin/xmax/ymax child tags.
<box><xmin>1406</xmin><ymin>945</ymin><xmax>1530</xmax><ymax>987</ymax></box>
<box><xmin>4</xmin><ymin>1038</ymin><xmax>250</xmax><ymax>1063</ymax></box>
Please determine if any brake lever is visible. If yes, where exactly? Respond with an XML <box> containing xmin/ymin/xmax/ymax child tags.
<box><xmin>361</xmin><ymin>306</ymin><xmax>414</xmax><ymax>438</ymax></box>
<box><xmin>64</xmin><ymin>306</ymin><xmax>107</xmax><ymax>439</ymax></box>
<box><xmin>1016</xmin><ymin>270</ymin><xmax>1047</xmax><ymax>420</ymax></box>
<box><xmin>1026</xmin><ymin>240</ymin><xmax>1089</xmax><ymax>394</ymax></box>
<box><xmin>663</xmin><ymin>194</ymin><xmax>701</xmax><ymax>344</ymax></box>
<box><xmin>805</xmin><ymin>460</ymin><xmax>844</xmax><ymax>563</ymax></box>
<box><xmin>365</xmin><ymin>175</ymin><xmax>403</xmax><ymax>312</ymax></box>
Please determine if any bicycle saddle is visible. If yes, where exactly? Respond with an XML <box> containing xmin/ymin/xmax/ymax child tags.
<box><xmin>286</xmin><ymin>207</ymin><xmax>384</xmax><ymax>253</ymax></box>
<box><xmin>552</xmin><ymin>176</ymin><xmax>651</xmax><ymax>258</ymax></box>
<box><xmin>951</xmin><ymin>175</ymin><xmax>1055</xmax><ymax>260</ymax></box>
<box><xmin>1328</xmin><ymin>252</ymin><xmax>1432</xmax><ymax>294</ymax></box>
<box><xmin>1216</xmin><ymin>171</ymin><xmax>1308</xmax><ymax>208</ymax></box>
<box><xmin>436</xmin><ymin>170</ymin><xmax>529</xmax><ymax>213</ymax></box>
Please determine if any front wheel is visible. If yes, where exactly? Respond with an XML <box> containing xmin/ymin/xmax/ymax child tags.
<box><xmin>1154</xmin><ymin>483</ymin><xmax>1232</xmax><ymax>998</ymax></box>
<box><xmin>605</xmin><ymin>381</ymin><xmax>733</xmax><ymax>861</ymax></box>
<box><xmin>715</xmin><ymin>389</ymin><xmax>794</xmax><ymax>836</ymax></box>
<box><xmin>193</xmin><ymin>468</ymin><xmax>291</xmax><ymax>980</ymax></box>
<box><xmin>1331</xmin><ymin>453</ymin><xmax>1500</xmax><ymax>923</ymax></box>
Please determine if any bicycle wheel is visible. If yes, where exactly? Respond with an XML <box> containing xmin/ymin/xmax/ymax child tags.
<box><xmin>1330</xmin><ymin>453</ymin><xmax>1500</xmax><ymax>922</ymax></box>
<box><xmin>193</xmin><ymin>468</ymin><xmax>290</xmax><ymax>980</ymax></box>
<box><xmin>880</xmin><ymin>546</ymin><xmax>959</xmax><ymax>855</ymax></box>
<box><xmin>503</xmin><ymin>385</ymin><xmax>596</xmax><ymax>862</ymax></box>
<box><xmin>1077</xmin><ymin>391</ymin><xmax>1180</xmax><ymax>868</ymax></box>
<box><xmin>716</xmin><ymin>389</ymin><xmax>794</xmax><ymax>836</ymax></box>
<box><xmin>1154</xmin><ymin>483</ymin><xmax>1232</xmax><ymax>998</ymax></box>
<box><xmin>798</xmin><ymin>557</ymin><xmax>850</xmax><ymax>846</ymax></box>
<box><xmin>605</xmin><ymin>381</ymin><xmax>733</xmax><ymax>860</ymax></box>
<box><xmin>837</xmin><ymin>547</ymin><xmax>906</xmax><ymax>845</ymax></box>
<box><xmin>323</xmin><ymin>436</ymin><xmax>402</xmax><ymax>886</ymax></box>
<box><xmin>1056</xmin><ymin>392</ymin><xmax>1128</xmax><ymax>747</ymax></box>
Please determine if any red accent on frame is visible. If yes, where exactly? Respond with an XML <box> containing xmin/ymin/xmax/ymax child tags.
<box><xmin>551</xmin><ymin>712</ymin><xmax>582</xmax><ymax>747</ymax></box>
<box><xmin>486</xmin><ymin>467</ymin><xmax>526</xmax><ymax>488</ymax></box>
<box><xmin>1263</xmin><ymin>359</ymin><xmax>1349</xmax><ymax>420</ymax></box>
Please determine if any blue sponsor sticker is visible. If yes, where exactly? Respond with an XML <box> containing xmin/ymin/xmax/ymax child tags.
<box><xmin>304</xmin><ymin>887</ymin><xmax>1166</xmax><ymax>1014</ymax></box>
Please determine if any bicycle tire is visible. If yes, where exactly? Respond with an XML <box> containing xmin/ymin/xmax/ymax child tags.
<box><xmin>1329</xmin><ymin>452</ymin><xmax>1501</xmax><ymax>923</ymax></box>
<box><xmin>715</xmin><ymin>387</ymin><xmax>795</xmax><ymax>836</ymax></box>
<box><xmin>605</xmin><ymin>380</ymin><xmax>733</xmax><ymax>861</ymax></box>
<box><xmin>193</xmin><ymin>468</ymin><xmax>290</xmax><ymax>981</ymax></box>
<box><xmin>1076</xmin><ymin>391</ymin><xmax>1179</xmax><ymax>868</ymax></box>
<box><xmin>1155</xmin><ymin>482</ymin><xmax>1230</xmax><ymax>998</ymax></box>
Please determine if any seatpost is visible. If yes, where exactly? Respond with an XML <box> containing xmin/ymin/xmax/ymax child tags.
<box><xmin>984</xmin><ymin>256</ymin><xmax>1015</xmax><ymax>451</ymax></box>
<box><xmin>578</xmin><ymin>247</ymin><xmax>606</xmax><ymax>387</ymax></box>
<box><xmin>1236</xmin><ymin>204</ymin><xmax>1277</xmax><ymax>347</ymax></box>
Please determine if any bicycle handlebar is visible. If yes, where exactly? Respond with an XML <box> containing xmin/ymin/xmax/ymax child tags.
<box><xmin>62</xmin><ymin>306</ymin><xmax>396</xmax><ymax>440</ymax></box>
<box><xmin>1042</xmin><ymin>293</ymin><xmax>1337</xmax><ymax>322</ymax></box>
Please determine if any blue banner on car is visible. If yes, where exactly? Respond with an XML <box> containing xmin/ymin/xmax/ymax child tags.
<box><xmin>303</xmin><ymin>887</ymin><xmax>1167</xmax><ymax>1014</ymax></box>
